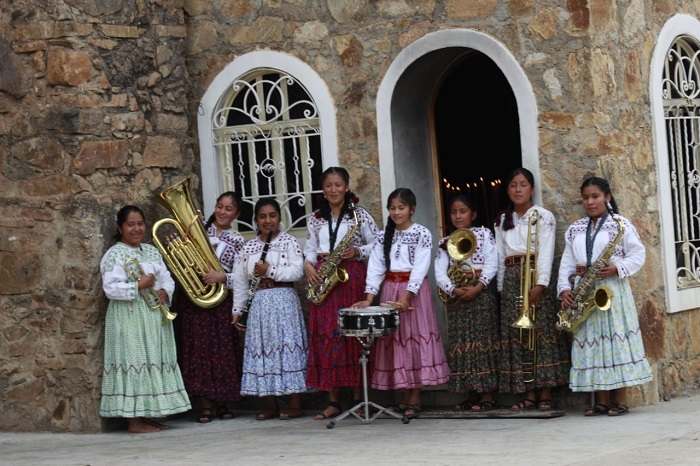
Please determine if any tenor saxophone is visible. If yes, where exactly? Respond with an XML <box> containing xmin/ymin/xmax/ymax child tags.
<box><xmin>306</xmin><ymin>200</ymin><xmax>360</xmax><ymax>305</ymax></box>
<box><xmin>556</xmin><ymin>214</ymin><xmax>624</xmax><ymax>333</ymax></box>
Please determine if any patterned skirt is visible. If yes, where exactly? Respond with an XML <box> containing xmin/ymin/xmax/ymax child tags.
<box><xmin>497</xmin><ymin>265</ymin><xmax>570</xmax><ymax>393</ymax></box>
<box><xmin>173</xmin><ymin>286</ymin><xmax>242</xmax><ymax>403</ymax></box>
<box><xmin>100</xmin><ymin>298</ymin><xmax>191</xmax><ymax>418</ymax></box>
<box><xmin>569</xmin><ymin>277</ymin><xmax>653</xmax><ymax>392</ymax></box>
<box><xmin>306</xmin><ymin>260</ymin><xmax>366</xmax><ymax>391</ymax></box>
<box><xmin>371</xmin><ymin>278</ymin><xmax>450</xmax><ymax>390</ymax></box>
<box><xmin>240</xmin><ymin>288</ymin><xmax>308</xmax><ymax>397</ymax></box>
<box><xmin>446</xmin><ymin>289</ymin><xmax>499</xmax><ymax>394</ymax></box>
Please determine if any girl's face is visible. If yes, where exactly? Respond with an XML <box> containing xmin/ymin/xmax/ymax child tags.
<box><xmin>507</xmin><ymin>173</ymin><xmax>534</xmax><ymax>208</ymax></box>
<box><xmin>322</xmin><ymin>173</ymin><xmax>348</xmax><ymax>209</ymax></box>
<box><xmin>450</xmin><ymin>200</ymin><xmax>476</xmax><ymax>230</ymax></box>
<box><xmin>214</xmin><ymin>196</ymin><xmax>240</xmax><ymax>230</ymax></box>
<box><xmin>118</xmin><ymin>211</ymin><xmax>145</xmax><ymax>248</ymax></box>
<box><xmin>256</xmin><ymin>205</ymin><xmax>280</xmax><ymax>236</ymax></box>
<box><xmin>389</xmin><ymin>197</ymin><xmax>414</xmax><ymax>230</ymax></box>
<box><xmin>581</xmin><ymin>185</ymin><xmax>610</xmax><ymax>220</ymax></box>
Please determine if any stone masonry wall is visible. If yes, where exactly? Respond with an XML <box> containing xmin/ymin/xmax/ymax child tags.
<box><xmin>0</xmin><ymin>0</ymin><xmax>191</xmax><ymax>432</ymax></box>
<box><xmin>1</xmin><ymin>0</ymin><xmax>700</xmax><ymax>432</ymax></box>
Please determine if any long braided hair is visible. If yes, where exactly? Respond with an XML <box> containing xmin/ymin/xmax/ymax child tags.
<box><xmin>494</xmin><ymin>167</ymin><xmax>535</xmax><ymax>231</ymax></box>
<box><xmin>580</xmin><ymin>176</ymin><xmax>619</xmax><ymax>215</ymax></box>
<box><xmin>383</xmin><ymin>188</ymin><xmax>416</xmax><ymax>271</ymax></box>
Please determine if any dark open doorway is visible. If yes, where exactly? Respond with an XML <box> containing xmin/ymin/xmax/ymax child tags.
<box><xmin>434</xmin><ymin>51</ymin><xmax>521</xmax><ymax>234</ymax></box>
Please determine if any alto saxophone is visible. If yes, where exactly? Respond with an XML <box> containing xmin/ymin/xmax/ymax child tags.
<box><xmin>556</xmin><ymin>214</ymin><xmax>624</xmax><ymax>333</ymax></box>
<box><xmin>306</xmin><ymin>200</ymin><xmax>360</xmax><ymax>305</ymax></box>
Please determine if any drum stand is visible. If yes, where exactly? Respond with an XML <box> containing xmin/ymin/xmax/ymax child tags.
<box><xmin>327</xmin><ymin>334</ymin><xmax>410</xmax><ymax>428</ymax></box>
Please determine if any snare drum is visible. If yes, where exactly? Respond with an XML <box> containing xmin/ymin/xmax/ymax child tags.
<box><xmin>337</xmin><ymin>306</ymin><xmax>400</xmax><ymax>337</ymax></box>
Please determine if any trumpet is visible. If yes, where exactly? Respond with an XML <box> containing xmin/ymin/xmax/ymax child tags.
<box><xmin>438</xmin><ymin>228</ymin><xmax>479</xmax><ymax>305</ymax></box>
<box><xmin>124</xmin><ymin>257</ymin><xmax>177</xmax><ymax>322</ymax></box>
<box><xmin>511</xmin><ymin>209</ymin><xmax>539</xmax><ymax>383</ymax></box>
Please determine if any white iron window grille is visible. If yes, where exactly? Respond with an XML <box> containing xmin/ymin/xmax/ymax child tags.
<box><xmin>212</xmin><ymin>69</ymin><xmax>324</xmax><ymax>234</ymax></box>
<box><xmin>663</xmin><ymin>36</ymin><xmax>700</xmax><ymax>289</ymax></box>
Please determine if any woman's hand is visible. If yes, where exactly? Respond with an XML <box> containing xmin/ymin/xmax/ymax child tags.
<box><xmin>253</xmin><ymin>261</ymin><xmax>269</xmax><ymax>278</ymax></box>
<box><xmin>560</xmin><ymin>290</ymin><xmax>573</xmax><ymax>309</ymax></box>
<box><xmin>155</xmin><ymin>289</ymin><xmax>168</xmax><ymax>304</ymax></box>
<box><xmin>352</xmin><ymin>299</ymin><xmax>371</xmax><ymax>308</ymax></box>
<box><xmin>528</xmin><ymin>284</ymin><xmax>545</xmax><ymax>307</ymax></box>
<box><xmin>397</xmin><ymin>292</ymin><xmax>412</xmax><ymax>312</ymax></box>
<box><xmin>456</xmin><ymin>283</ymin><xmax>483</xmax><ymax>301</ymax></box>
<box><xmin>231</xmin><ymin>314</ymin><xmax>245</xmax><ymax>331</ymax></box>
<box><xmin>202</xmin><ymin>267</ymin><xmax>226</xmax><ymax>285</ymax></box>
<box><xmin>304</xmin><ymin>262</ymin><xmax>321</xmax><ymax>285</ymax></box>
<box><xmin>137</xmin><ymin>273</ymin><xmax>155</xmax><ymax>290</ymax></box>
<box><xmin>340</xmin><ymin>246</ymin><xmax>360</xmax><ymax>260</ymax></box>
<box><xmin>597</xmin><ymin>263</ymin><xmax>619</xmax><ymax>280</ymax></box>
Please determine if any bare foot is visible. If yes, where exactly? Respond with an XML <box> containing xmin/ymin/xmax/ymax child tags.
<box><xmin>128</xmin><ymin>418</ymin><xmax>161</xmax><ymax>433</ymax></box>
<box><xmin>143</xmin><ymin>418</ymin><xmax>170</xmax><ymax>430</ymax></box>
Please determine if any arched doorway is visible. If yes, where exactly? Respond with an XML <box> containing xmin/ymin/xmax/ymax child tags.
<box><xmin>434</xmin><ymin>52</ymin><xmax>521</xmax><ymax>234</ymax></box>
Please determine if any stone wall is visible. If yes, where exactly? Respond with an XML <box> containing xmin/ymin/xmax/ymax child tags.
<box><xmin>1</xmin><ymin>0</ymin><xmax>700</xmax><ymax>432</ymax></box>
<box><xmin>0</xmin><ymin>0</ymin><xmax>191</xmax><ymax>432</ymax></box>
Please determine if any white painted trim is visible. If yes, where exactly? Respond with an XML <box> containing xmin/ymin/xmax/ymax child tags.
<box><xmin>650</xmin><ymin>14</ymin><xmax>700</xmax><ymax>313</ymax></box>
<box><xmin>197</xmin><ymin>51</ymin><xmax>338</xmax><ymax>216</ymax></box>
<box><xmin>376</xmin><ymin>29</ymin><xmax>540</xmax><ymax>223</ymax></box>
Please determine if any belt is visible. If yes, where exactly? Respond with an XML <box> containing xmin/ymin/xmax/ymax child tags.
<box><xmin>569</xmin><ymin>265</ymin><xmax>589</xmax><ymax>285</ymax></box>
<box><xmin>505</xmin><ymin>254</ymin><xmax>535</xmax><ymax>267</ymax></box>
<box><xmin>386</xmin><ymin>271</ymin><xmax>410</xmax><ymax>283</ymax></box>
<box><xmin>257</xmin><ymin>279</ymin><xmax>294</xmax><ymax>290</ymax></box>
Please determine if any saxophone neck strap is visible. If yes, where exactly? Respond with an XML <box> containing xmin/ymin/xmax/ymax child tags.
<box><xmin>585</xmin><ymin>213</ymin><xmax>608</xmax><ymax>267</ymax></box>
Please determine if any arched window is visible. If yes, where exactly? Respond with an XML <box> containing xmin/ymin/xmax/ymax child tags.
<box><xmin>198</xmin><ymin>52</ymin><xmax>338</xmax><ymax>239</ymax></box>
<box><xmin>663</xmin><ymin>36</ymin><xmax>700</xmax><ymax>292</ymax></box>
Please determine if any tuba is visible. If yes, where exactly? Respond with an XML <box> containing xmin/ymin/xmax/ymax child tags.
<box><xmin>152</xmin><ymin>178</ymin><xmax>228</xmax><ymax>309</ymax></box>
<box><xmin>556</xmin><ymin>214</ymin><xmax>623</xmax><ymax>333</ymax></box>
<box><xmin>511</xmin><ymin>209</ymin><xmax>539</xmax><ymax>383</ymax></box>
<box><xmin>438</xmin><ymin>228</ymin><xmax>479</xmax><ymax>305</ymax></box>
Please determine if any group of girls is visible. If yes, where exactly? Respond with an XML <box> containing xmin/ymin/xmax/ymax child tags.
<box><xmin>98</xmin><ymin>166</ymin><xmax>653</xmax><ymax>433</ymax></box>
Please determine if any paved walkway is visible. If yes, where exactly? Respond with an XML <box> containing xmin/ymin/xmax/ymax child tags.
<box><xmin>2</xmin><ymin>396</ymin><xmax>700</xmax><ymax>465</ymax></box>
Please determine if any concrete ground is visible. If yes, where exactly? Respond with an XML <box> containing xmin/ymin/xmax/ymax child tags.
<box><xmin>1</xmin><ymin>395</ymin><xmax>699</xmax><ymax>465</ymax></box>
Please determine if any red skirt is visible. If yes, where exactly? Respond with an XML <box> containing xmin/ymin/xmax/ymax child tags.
<box><xmin>305</xmin><ymin>260</ymin><xmax>367</xmax><ymax>391</ymax></box>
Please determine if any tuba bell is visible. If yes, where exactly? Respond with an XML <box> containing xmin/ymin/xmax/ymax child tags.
<box><xmin>152</xmin><ymin>178</ymin><xmax>228</xmax><ymax>309</ymax></box>
<box><xmin>438</xmin><ymin>228</ymin><xmax>479</xmax><ymax>305</ymax></box>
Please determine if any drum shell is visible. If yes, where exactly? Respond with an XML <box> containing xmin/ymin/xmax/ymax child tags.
<box><xmin>337</xmin><ymin>306</ymin><xmax>399</xmax><ymax>337</ymax></box>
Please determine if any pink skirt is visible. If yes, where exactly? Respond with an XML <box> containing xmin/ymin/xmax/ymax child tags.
<box><xmin>371</xmin><ymin>277</ymin><xmax>450</xmax><ymax>390</ymax></box>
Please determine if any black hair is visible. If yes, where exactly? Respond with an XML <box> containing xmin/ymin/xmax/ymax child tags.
<box><xmin>254</xmin><ymin>198</ymin><xmax>281</xmax><ymax>235</ymax></box>
<box><xmin>204</xmin><ymin>191</ymin><xmax>244</xmax><ymax>230</ymax></box>
<box><xmin>580</xmin><ymin>176</ymin><xmax>619</xmax><ymax>214</ymax></box>
<box><xmin>383</xmin><ymin>188</ymin><xmax>416</xmax><ymax>271</ymax></box>
<box><xmin>447</xmin><ymin>194</ymin><xmax>479</xmax><ymax>231</ymax></box>
<box><xmin>494</xmin><ymin>167</ymin><xmax>535</xmax><ymax>231</ymax></box>
<box><xmin>114</xmin><ymin>205</ymin><xmax>145</xmax><ymax>240</ymax></box>
<box><xmin>317</xmin><ymin>166</ymin><xmax>356</xmax><ymax>223</ymax></box>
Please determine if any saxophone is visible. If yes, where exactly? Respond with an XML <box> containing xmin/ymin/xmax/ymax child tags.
<box><xmin>306</xmin><ymin>200</ymin><xmax>360</xmax><ymax>305</ymax></box>
<box><xmin>556</xmin><ymin>214</ymin><xmax>624</xmax><ymax>333</ymax></box>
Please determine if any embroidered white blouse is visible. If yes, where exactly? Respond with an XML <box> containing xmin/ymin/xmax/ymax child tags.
<box><xmin>365</xmin><ymin>223</ymin><xmax>433</xmax><ymax>296</ymax></box>
<box><xmin>435</xmin><ymin>226</ymin><xmax>498</xmax><ymax>296</ymax></box>
<box><xmin>232</xmin><ymin>232</ymin><xmax>304</xmax><ymax>315</ymax></box>
<box><xmin>494</xmin><ymin>205</ymin><xmax>556</xmax><ymax>291</ymax></box>
<box><xmin>303</xmin><ymin>206</ymin><xmax>379</xmax><ymax>263</ymax></box>
<box><xmin>205</xmin><ymin>224</ymin><xmax>245</xmax><ymax>289</ymax></box>
<box><xmin>557</xmin><ymin>214</ymin><xmax>645</xmax><ymax>296</ymax></box>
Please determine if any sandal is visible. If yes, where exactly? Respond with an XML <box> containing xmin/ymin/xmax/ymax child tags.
<box><xmin>584</xmin><ymin>403</ymin><xmax>609</xmax><ymax>416</ymax></box>
<box><xmin>538</xmin><ymin>399</ymin><xmax>552</xmax><ymax>410</ymax></box>
<box><xmin>314</xmin><ymin>401</ymin><xmax>341</xmax><ymax>420</ymax></box>
<box><xmin>511</xmin><ymin>398</ymin><xmax>537</xmax><ymax>411</ymax></box>
<box><xmin>387</xmin><ymin>403</ymin><xmax>409</xmax><ymax>414</ymax></box>
<box><xmin>279</xmin><ymin>409</ymin><xmax>305</xmax><ymax>420</ymax></box>
<box><xmin>256</xmin><ymin>409</ymin><xmax>279</xmax><ymax>421</ymax></box>
<box><xmin>403</xmin><ymin>404</ymin><xmax>422</xmax><ymax>419</ymax></box>
<box><xmin>197</xmin><ymin>408</ymin><xmax>214</xmax><ymax>423</ymax></box>
<box><xmin>608</xmin><ymin>403</ymin><xmax>629</xmax><ymax>416</ymax></box>
<box><xmin>218</xmin><ymin>410</ymin><xmax>235</xmax><ymax>420</ymax></box>
<box><xmin>472</xmin><ymin>400</ymin><xmax>496</xmax><ymax>412</ymax></box>
<box><xmin>454</xmin><ymin>400</ymin><xmax>476</xmax><ymax>411</ymax></box>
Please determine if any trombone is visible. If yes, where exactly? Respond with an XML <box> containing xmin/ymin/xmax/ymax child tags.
<box><xmin>511</xmin><ymin>209</ymin><xmax>539</xmax><ymax>383</ymax></box>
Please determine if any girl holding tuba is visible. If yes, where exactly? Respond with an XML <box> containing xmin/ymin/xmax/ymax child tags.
<box><xmin>557</xmin><ymin>177</ymin><xmax>652</xmax><ymax>416</ymax></box>
<box><xmin>99</xmin><ymin>205</ymin><xmax>191</xmax><ymax>433</ymax></box>
<box><xmin>173</xmin><ymin>191</ymin><xmax>246</xmax><ymax>423</ymax></box>
<box><xmin>304</xmin><ymin>167</ymin><xmax>379</xmax><ymax>420</ymax></box>
<box><xmin>494</xmin><ymin>168</ymin><xmax>570</xmax><ymax>411</ymax></box>
<box><xmin>435</xmin><ymin>195</ymin><xmax>499</xmax><ymax>411</ymax></box>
